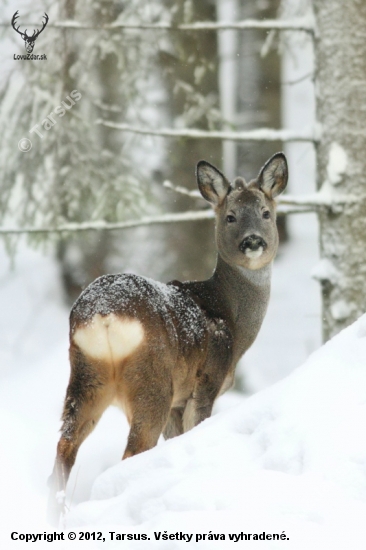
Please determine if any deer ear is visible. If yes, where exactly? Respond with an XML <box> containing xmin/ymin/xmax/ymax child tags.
<box><xmin>196</xmin><ymin>161</ymin><xmax>230</xmax><ymax>206</ymax></box>
<box><xmin>257</xmin><ymin>152</ymin><xmax>288</xmax><ymax>199</ymax></box>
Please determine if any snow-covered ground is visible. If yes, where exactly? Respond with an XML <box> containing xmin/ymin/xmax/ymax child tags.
<box><xmin>67</xmin><ymin>314</ymin><xmax>366</xmax><ymax>550</ymax></box>
<box><xmin>0</xmin><ymin>240</ymin><xmax>365</xmax><ymax>549</ymax></box>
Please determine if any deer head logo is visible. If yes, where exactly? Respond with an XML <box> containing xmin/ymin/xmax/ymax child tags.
<box><xmin>11</xmin><ymin>11</ymin><xmax>49</xmax><ymax>54</ymax></box>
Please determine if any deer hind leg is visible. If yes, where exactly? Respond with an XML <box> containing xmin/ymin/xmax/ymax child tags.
<box><xmin>183</xmin><ymin>339</ymin><xmax>233</xmax><ymax>433</ymax></box>
<box><xmin>120</xmin><ymin>357</ymin><xmax>173</xmax><ymax>459</ymax></box>
<box><xmin>48</xmin><ymin>348</ymin><xmax>113</xmax><ymax>524</ymax></box>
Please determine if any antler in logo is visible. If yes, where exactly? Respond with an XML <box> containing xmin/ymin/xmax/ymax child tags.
<box><xmin>11</xmin><ymin>11</ymin><xmax>49</xmax><ymax>54</ymax></box>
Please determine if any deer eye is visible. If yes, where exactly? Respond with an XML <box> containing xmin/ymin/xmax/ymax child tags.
<box><xmin>262</xmin><ymin>210</ymin><xmax>270</xmax><ymax>219</ymax></box>
<box><xmin>226</xmin><ymin>215</ymin><xmax>236</xmax><ymax>223</ymax></box>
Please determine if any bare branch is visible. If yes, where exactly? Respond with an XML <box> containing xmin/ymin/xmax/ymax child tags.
<box><xmin>163</xmin><ymin>180</ymin><xmax>201</xmax><ymax>198</ymax></box>
<box><xmin>282</xmin><ymin>72</ymin><xmax>314</xmax><ymax>86</ymax></box>
<box><xmin>0</xmin><ymin>195</ymin><xmax>355</xmax><ymax>236</ymax></box>
<box><xmin>1</xmin><ymin>17</ymin><xmax>314</xmax><ymax>33</ymax></box>
<box><xmin>277</xmin><ymin>205</ymin><xmax>314</xmax><ymax>215</ymax></box>
<box><xmin>278</xmin><ymin>192</ymin><xmax>356</xmax><ymax>208</ymax></box>
<box><xmin>96</xmin><ymin>120</ymin><xmax>318</xmax><ymax>143</ymax></box>
<box><xmin>0</xmin><ymin>210</ymin><xmax>215</xmax><ymax>235</ymax></box>
<box><xmin>163</xmin><ymin>180</ymin><xmax>356</xmax><ymax>209</ymax></box>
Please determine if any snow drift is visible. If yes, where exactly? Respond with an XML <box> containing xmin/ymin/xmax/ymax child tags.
<box><xmin>63</xmin><ymin>314</ymin><xmax>366</xmax><ymax>549</ymax></box>
<box><xmin>0</xmin><ymin>247</ymin><xmax>365</xmax><ymax>548</ymax></box>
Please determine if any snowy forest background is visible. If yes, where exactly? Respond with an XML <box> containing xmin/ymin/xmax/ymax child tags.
<box><xmin>2</xmin><ymin>0</ymin><xmax>366</xmax><ymax>547</ymax></box>
<box><xmin>0</xmin><ymin>0</ymin><xmax>319</xmax><ymax>390</ymax></box>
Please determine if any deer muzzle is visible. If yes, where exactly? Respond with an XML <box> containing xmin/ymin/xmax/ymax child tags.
<box><xmin>239</xmin><ymin>234</ymin><xmax>267</xmax><ymax>258</ymax></box>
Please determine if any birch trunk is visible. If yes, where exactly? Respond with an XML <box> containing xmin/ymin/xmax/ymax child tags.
<box><xmin>313</xmin><ymin>0</ymin><xmax>366</xmax><ymax>340</ymax></box>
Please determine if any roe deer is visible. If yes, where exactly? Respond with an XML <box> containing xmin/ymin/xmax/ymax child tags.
<box><xmin>48</xmin><ymin>152</ymin><xmax>288</xmax><ymax>522</ymax></box>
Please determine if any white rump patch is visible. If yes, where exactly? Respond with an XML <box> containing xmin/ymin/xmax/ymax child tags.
<box><xmin>245</xmin><ymin>247</ymin><xmax>263</xmax><ymax>259</ymax></box>
<box><xmin>74</xmin><ymin>314</ymin><xmax>144</xmax><ymax>362</ymax></box>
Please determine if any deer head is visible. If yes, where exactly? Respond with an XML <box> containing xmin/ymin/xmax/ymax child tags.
<box><xmin>196</xmin><ymin>152</ymin><xmax>288</xmax><ymax>270</ymax></box>
<box><xmin>11</xmin><ymin>11</ymin><xmax>49</xmax><ymax>54</ymax></box>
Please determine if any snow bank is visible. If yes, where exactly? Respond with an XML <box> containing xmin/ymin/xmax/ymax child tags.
<box><xmin>64</xmin><ymin>315</ymin><xmax>366</xmax><ymax>549</ymax></box>
<box><xmin>0</xmin><ymin>244</ymin><xmax>365</xmax><ymax>549</ymax></box>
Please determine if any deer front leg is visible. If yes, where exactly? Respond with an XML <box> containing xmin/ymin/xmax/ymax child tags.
<box><xmin>182</xmin><ymin>372</ymin><xmax>221</xmax><ymax>432</ymax></box>
<box><xmin>163</xmin><ymin>407</ymin><xmax>184</xmax><ymax>440</ymax></box>
<box><xmin>183</xmin><ymin>329</ymin><xmax>233</xmax><ymax>432</ymax></box>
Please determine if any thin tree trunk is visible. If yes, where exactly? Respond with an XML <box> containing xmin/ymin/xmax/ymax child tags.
<box><xmin>237</xmin><ymin>0</ymin><xmax>287</xmax><ymax>241</ymax></box>
<box><xmin>57</xmin><ymin>0</ymin><xmax>119</xmax><ymax>304</ymax></box>
<box><xmin>161</xmin><ymin>0</ymin><xmax>222</xmax><ymax>282</ymax></box>
<box><xmin>313</xmin><ymin>0</ymin><xmax>366</xmax><ymax>339</ymax></box>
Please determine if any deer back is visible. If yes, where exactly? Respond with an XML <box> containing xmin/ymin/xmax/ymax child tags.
<box><xmin>70</xmin><ymin>274</ymin><xmax>208</xmax><ymax>375</ymax></box>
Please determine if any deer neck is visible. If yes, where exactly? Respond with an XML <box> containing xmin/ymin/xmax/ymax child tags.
<box><xmin>213</xmin><ymin>253</ymin><xmax>271</xmax><ymax>294</ymax></box>
<box><xmin>211</xmin><ymin>254</ymin><xmax>272</xmax><ymax>358</ymax></box>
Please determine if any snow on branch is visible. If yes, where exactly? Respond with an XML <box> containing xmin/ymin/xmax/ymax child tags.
<box><xmin>0</xmin><ymin>176</ymin><xmax>356</xmax><ymax>236</ymax></box>
<box><xmin>0</xmin><ymin>210</ymin><xmax>215</xmax><ymax>235</ymax></box>
<box><xmin>0</xmin><ymin>207</ymin><xmax>296</xmax><ymax>235</ymax></box>
<box><xmin>163</xmin><ymin>180</ymin><xmax>356</xmax><ymax>210</ymax></box>
<box><xmin>0</xmin><ymin>17</ymin><xmax>314</xmax><ymax>33</ymax></box>
<box><xmin>96</xmin><ymin>120</ymin><xmax>317</xmax><ymax>143</ymax></box>
<box><xmin>163</xmin><ymin>181</ymin><xmax>200</xmax><ymax>198</ymax></box>
<box><xmin>0</xmin><ymin>199</ymin><xmax>352</xmax><ymax>236</ymax></box>
<box><xmin>0</xmin><ymin>182</ymin><xmax>356</xmax><ymax>236</ymax></box>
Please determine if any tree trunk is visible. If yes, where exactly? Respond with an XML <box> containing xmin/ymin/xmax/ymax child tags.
<box><xmin>160</xmin><ymin>0</ymin><xmax>222</xmax><ymax>282</ymax></box>
<box><xmin>236</xmin><ymin>0</ymin><xmax>287</xmax><ymax>242</ymax></box>
<box><xmin>57</xmin><ymin>0</ymin><xmax>120</xmax><ymax>305</ymax></box>
<box><xmin>313</xmin><ymin>0</ymin><xmax>366</xmax><ymax>340</ymax></box>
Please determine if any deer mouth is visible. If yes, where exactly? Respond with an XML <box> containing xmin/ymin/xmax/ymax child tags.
<box><xmin>239</xmin><ymin>235</ymin><xmax>267</xmax><ymax>258</ymax></box>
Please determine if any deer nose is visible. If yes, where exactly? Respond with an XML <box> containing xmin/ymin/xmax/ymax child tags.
<box><xmin>239</xmin><ymin>234</ymin><xmax>267</xmax><ymax>254</ymax></box>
